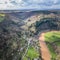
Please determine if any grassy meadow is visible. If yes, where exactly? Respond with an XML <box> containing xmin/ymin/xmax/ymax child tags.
<box><xmin>45</xmin><ymin>31</ymin><xmax>60</xmax><ymax>60</ymax></box>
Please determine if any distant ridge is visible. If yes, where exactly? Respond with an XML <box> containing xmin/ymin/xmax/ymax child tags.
<box><xmin>0</xmin><ymin>8</ymin><xmax>60</xmax><ymax>13</ymax></box>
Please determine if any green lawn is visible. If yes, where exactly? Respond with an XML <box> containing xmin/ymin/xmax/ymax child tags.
<box><xmin>44</xmin><ymin>31</ymin><xmax>60</xmax><ymax>60</ymax></box>
<box><xmin>23</xmin><ymin>46</ymin><xmax>39</xmax><ymax>60</ymax></box>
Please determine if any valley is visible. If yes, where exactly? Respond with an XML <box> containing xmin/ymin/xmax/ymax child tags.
<box><xmin>0</xmin><ymin>11</ymin><xmax>60</xmax><ymax>60</ymax></box>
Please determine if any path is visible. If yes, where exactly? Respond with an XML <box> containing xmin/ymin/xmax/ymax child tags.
<box><xmin>39</xmin><ymin>33</ymin><xmax>51</xmax><ymax>60</ymax></box>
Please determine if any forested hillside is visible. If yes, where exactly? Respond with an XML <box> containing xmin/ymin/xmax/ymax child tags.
<box><xmin>0</xmin><ymin>11</ymin><xmax>60</xmax><ymax>60</ymax></box>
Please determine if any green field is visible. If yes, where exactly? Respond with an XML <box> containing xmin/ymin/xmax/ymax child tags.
<box><xmin>23</xmin><ymin>46</ymin><xmax>39</xmax><ymax>60</ymax></box>
<box><xmin>0</xmin><ymin>14</ymin><xmax>5</xmax><ymax>22</ymax></box>
<box><xmin>44</xmin><ymin>31</ymin><xmax>60</xmax><ymax>60</ymax></box>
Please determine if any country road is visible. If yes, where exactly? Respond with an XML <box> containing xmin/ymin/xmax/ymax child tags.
<box><xmin>39</xmin><ymin>33</ymin><xmax>51</xmax><ymax>60</ymax></box>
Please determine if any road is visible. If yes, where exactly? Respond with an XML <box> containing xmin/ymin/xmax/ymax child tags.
<box><xmin>39</xmin><ymin>33</ymin><xmax>51</xmax><ymax>60</ymax></box>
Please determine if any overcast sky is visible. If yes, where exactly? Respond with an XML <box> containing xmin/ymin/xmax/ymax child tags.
<box><xmin>0</xmin><ymin>0</ymin><xmax>60</xmax><ymax>10</ymax></box>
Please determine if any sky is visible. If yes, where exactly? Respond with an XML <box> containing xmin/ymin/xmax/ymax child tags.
<box><xmin>0</xmin><ymin>0</ymin><xmax>60</xmax><ymax>10</ymax></box>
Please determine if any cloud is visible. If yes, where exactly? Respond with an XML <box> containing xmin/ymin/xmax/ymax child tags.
<box><xmin>0</xmin><ymin>0</ymin><xmax>60</xmax><ymax>10</ymax></box>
